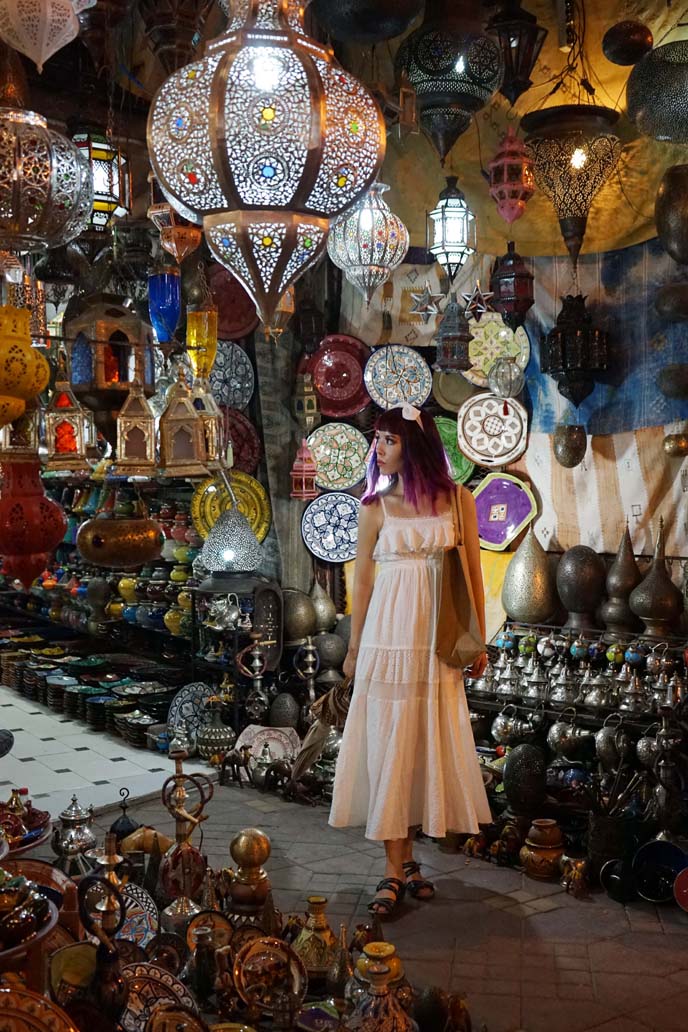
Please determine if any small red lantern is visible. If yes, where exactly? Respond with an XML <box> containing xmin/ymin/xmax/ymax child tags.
<box><xmin>488</xmin><ymin>127</ymin><xmax>535</xmax><ymax>225</ymax></box>
<box><xmin>0</xmin><ymin>460</ymin><xmax>67</xmax><ymax>589</ymax></box>
<box><xmin>490</xmin><ymin>242</ymin><xmax>535</xmax><ymax>331</ymax></box>
<box><xmin>290</xmin><ymin>439</ymin><xmax>318</xmax><ymax>501</ymax></box>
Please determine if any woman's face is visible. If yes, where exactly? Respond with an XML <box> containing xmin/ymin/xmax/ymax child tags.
<box><xmin>374</xmin><ymin>429</ymin><xmax>403</xmax><ymax>476</ymax></box>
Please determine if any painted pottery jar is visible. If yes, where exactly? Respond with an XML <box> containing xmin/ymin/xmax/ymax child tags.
<box><xmin>293</xmin><ymin>894</ymin><xmax>338</xmax><ymax>979</ymax></box>
<box><xmin>520</xmin><ymin>819</ymin><xmax>565</xmax><ymax>880</ymax></box>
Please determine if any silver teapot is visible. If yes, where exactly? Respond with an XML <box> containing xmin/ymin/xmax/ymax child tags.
<box><xmin>546</xmin><ymin>707</ymin><xmax>592</xmax><ymax>760</ymax></box>
<box><xmin>549</xmin><ymin>668</ymin><xmax>579</xmax><ymax>707</ymax></box>
<box><xmin>636</xmin><ymin>723</ymin><xmax>660</xmax><ymax>769</ymax></box>
<box><xmin>495</xmin><ymin>660</ymin><xmax>521</xmax><ymax>701</ymax></box>
<box><xmin>470</xmin><ymin>661</ymin><xmax>495</xmax><ymax>697</ymax></box>
<box><xmin>491</xmin><ymin>704</ymin><xmax>537</xmax><ymax>746</ymax></box>
<box><xmin>51</xmin><ymin>794</ymin><xmax>97</xmax><ymax>876</ymax></box>
<box><xmin>595</xmin><ymin>714</ymin><xmax>633</xmax><ymax>772</ymax></box>
<box><xmin>583</xmin><ymin>671</ymin><xmax>615</xmax><ymax>713</ymax></box>
<box><xmin>521</xmin><ymin>662</ymin><xmax>549</xmax><ymax>705</ymax></box>
<box><xmin>618</xmin><ymin>673</ymin><xmax>649</xmax><ymax>715</ymax></box>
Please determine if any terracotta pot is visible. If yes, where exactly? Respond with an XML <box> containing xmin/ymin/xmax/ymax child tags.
<box><xmin>520</xmin><ymin>838</ymin><xmax>565</xmax><ymax>880</ymax></box>
<box><xmin>526</xmin><ymin>818</ymin><xmax>563</xmax><ymax>848</ymax></box>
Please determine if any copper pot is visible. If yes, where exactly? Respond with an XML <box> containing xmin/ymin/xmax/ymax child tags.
<box><xmin>77</xmin><ymin>516</ymin><xmax>164</xmax><ymax>570</ymax></box>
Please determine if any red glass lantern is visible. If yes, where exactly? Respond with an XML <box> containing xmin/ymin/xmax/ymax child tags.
<box><xmin>488</xmin><ymin>128</ymin><xmax>535</xmax><ymax>225</ymax></box>
<box><xmin>490</xmin><ymin>242</ymin><xmax>535</xmax><ymax>331</ymax></box>
<box><xmin>0</xmin><ymin>460</ymin><xmax>67</xmax><ymax>589</ymax></box>
<box><xmin>487</xmin><ymin>1</ymin><xmax>548</xmax><ymax>107</ymax></box>
<box><xmin>290</xmin><ymin>440</ymin><xmax>318</xmax><ymax>500</ymax></box>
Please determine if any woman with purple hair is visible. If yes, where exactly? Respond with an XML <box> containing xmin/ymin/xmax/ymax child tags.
<box><xmin>329</xmin><ymin>403</ymin><xmax>491</xmax><ymax>916</ymax></box>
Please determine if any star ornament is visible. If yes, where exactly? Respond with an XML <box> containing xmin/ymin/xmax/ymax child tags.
<box><xmin>410</xmin><ymin>281</ymin><xmax>444</xmax><ymax>324</ymax></box>
<box><xmin>462</xmin><ymin>281</ymin><xmax>494</xmax><ymax>322</ymax></box>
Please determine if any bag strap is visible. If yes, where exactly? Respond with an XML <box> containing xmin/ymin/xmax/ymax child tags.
<box><xmin>450</xmin><ymin>485</ymin><xmax>462</xmax><ymax>547</ymax></box>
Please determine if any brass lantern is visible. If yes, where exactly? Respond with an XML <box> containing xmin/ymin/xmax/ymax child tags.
<box><xmin>190</xmin><ymin>379</ymin><xmax>222</xmax><ymax>470</ymax></box>
<box><xmin>44</xmin><ymin>357</ymin><xmax>90</xmax><ymax>472</ymax></box>
<box><xmin>0</xmin><ymin>405</ymin><xmax>40</xmax><ymax>460</ymax></box>
<box><xmin>159</xmin><ymin>366</ymin><xmax>209</xmax><ymax>477</ymax></box>
<box><xmin>116</xmin><ymin>380</ymin><xmax>157</xmax><ymax>476</ymax></box>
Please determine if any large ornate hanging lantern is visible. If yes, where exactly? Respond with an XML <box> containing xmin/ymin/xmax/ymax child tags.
<box><xmin>541</xmin><ymin>294</ymin><xmax>608</xmax><ymax>407</ymax></box>
<box><xmin>521</xmin><ymin>105</ymin><xmax>621</xmax><ymax>265</ymax></box>
<box><xmin>327</xmin><ymin>183</ymin><xmax>409</xmax><ymax>304</ymax></box>
<box><xmin>487</xmin><ymin>127</ymin><xmax>535</xmax><ymax>225</ymax></box>
<box><xmin>490</xmin><ymin>241</ymin><xmax>534</xmax><ymax>331</ymax></box>
<box><xmin>0</xmin><ymin>306</ymin><xmax>50</xmax><ymax>428</ymax></box>
<box><xmin>70</xmin><ymin>124</ymin><xmax>131</xmax><ymax>232</ymax></box>
<box><xmin>395</xmin><ymin>0</ymin><xmax>503</xmax><ymax>162</ymax></box>
<box><xmin>147</xmin><ymin>0</ymin><xmax>386</xmax><ymax>331</ymax></box>
<box><xmin>0</xmin><ymin>459</ymin><xmax>67</xmax><ymax>589</ymax></box>
<box><xmin>427</xmin><ymin>176</ymin><xmax>476</xmax><ymax>285</ymax></box>
<box><xmin>486</xmin><ymin>0</ymin><xmax>547</xmax><ymax>107</ymax></box>
<box><xmin>0</xmin><ymin>0</ymin><xmax>79</xmax><ymax>72</ymax></box>
<box><xmin>0</xmin><ymin>108</ymin><xmax>93</xmax><ymax>253</ymax></box>
<box><xmin>627</xmin><ymin>42</ymin><xmax>688</xmax><ymax>143</ymax></box>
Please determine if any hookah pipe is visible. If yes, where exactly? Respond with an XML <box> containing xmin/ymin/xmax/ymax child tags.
<box><xmin>161</xmin><ymin>749</ymin><xmax>215</xmax><ymax>845</ymax></box>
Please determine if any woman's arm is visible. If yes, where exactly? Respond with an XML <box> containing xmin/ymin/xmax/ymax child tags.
<box><xmin>343</xmin><ymin>501</ymin><xmax>381</xmax><ymax>678</ymax></box>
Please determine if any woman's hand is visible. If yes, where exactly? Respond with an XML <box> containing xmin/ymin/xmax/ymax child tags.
<box><xmin>467</xmin><ymin>652</ymin><xmax>488</xmax><ymax>679</ymax></box>
<box><xmin>343</xmin><ymin>648</ymin><xmax>358</xmax><ymax>680</ymax></box>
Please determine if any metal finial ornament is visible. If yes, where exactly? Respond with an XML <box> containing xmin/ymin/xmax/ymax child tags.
<box><xmin>410</xmin><ymin>281</ymin><xmax>444</xmax><ymax>324</ymax></box>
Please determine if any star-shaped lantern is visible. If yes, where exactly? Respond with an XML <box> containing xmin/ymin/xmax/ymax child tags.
<box><xmin>410</xmin><ymin>282</ymin><xmax>444</xmax><ymax>324</ymax></box>
<box><xmin>462</xmin><ymin>281</ymin><xmax>494</xmax><ymax>322</ymax></box>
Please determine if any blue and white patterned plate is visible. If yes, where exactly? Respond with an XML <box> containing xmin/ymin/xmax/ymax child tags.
<box><xmin>209</xmin><ymin>339</ymin><xmax>254</xmax><ymax>409</ymax></box>
<box><xmin>363</xmin><ymin>345</ymin><xmax>432</xmax><ymax>410</ymax></box>
<box><xmin>167</xmin><ymin>681</ymin><xmax>214</xmax><ymax>742</ymax></box>
<box><xmin>301</xmin><ymin>493</ymin><xmax>360</xmax><ymax>563</ymax></box>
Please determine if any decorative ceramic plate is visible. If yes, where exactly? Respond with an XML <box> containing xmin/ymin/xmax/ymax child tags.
<box><xmin>0</xmin><ymin>987</ymin><xmax>78</xmax><ymax>1032</ymax></box>
<box><xmin>301</xmin><ymin>492</ymin><xmax>360</xmax><ymax>563</ymax></box>
<box><xmin>364</xmin><ymin>345</ymin><xmax>432</xmax><ymax>410</ymax></box>
<box><xmin>167</xmin><ymin>682</ymin><xmax>214</xmax><ymax>741</ymax></box>
<box><xmin>2</xmin><ymin>859</ymin><xmax>74</xmax><ymax>895</ymax></box>
<box><xmin>456</xmin><ymin>392</ymin><xmax>528</xmax><ymax>468</ymax></box>
<box><xmin>235</xmin><ymin>724</ymin><xmax>301</xmax><ymax>761</ymax></box>
<box><xmin>472</xmin><ymin>473</ymin><xmax>537</xmax><ymax>551</ymax></box>
<box><xmin>220</xmin><ymin>407</ymin><xmax>261</xmax><ymax>474</ymax></box>
<box><xmin>119</xmin><ymin>884</ymin><xmax>159</xmax><ymax>948</ymax></box>
<box><xmin>185</xmin><ymin>910</ymin><xmax>234</xmax><ymax>951</ymax></box>
<box><xmin>145</xmin><ymin>1004</ymin><xmax>210</xmax><ymax>1032</ymax></box>
<box><xmin>209</xmin><ymin>340</ymin><xmax>255</xmax><ymax>409</ymax></box>
<box><xmin>434</xmin><ymin>416</ymin><xmax>475</xmax><ymax>485</ymax></box>
<box><xmin>145</xmin><ymin>933</ymin><xmax>188</xmax><ymax>976</ymax></box>
<box><xmin>308</xmin><ymin>335</ymin><xmax>371</xmax><ymax>418</ymax></box>
<box><xmin>49</xmin><ymin>942</ymin><xmax>98</xmax><ymax>1006</ymax></box>
<box><xmin>121</xmin><ymin>963</ymin><xmax>198</xmax><ymax>1032</ymax></box>
<box><xmin>208</xmin><ymin>264</ymin><xmax>259</xmax><ymax>341</ymax></box>
<box><xmin>432</xmin><ymin>370</ymin><xmax>478</xmax><ymax>412</ymax></box>
<box><xmin>306</xmin><ymin>422</ymin><xmax>369</xmax><ymax>490</ymax></box>
<box><xmin>233</xmin><ymin>937</ymin><xmax>307</xmax><ymax>1014</ymax></box>
<box><xmin>463</xmin><ymin>312</ymin><xmax>530</xmax><ymax>388</ymax></box>
<box><xmin>191</xmin><ymin>472</ymin><xmax>271</xmax><ymax>542</ymax></box>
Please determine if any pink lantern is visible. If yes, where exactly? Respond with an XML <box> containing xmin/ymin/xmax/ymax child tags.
<box><xmin>290</xmin><ymin>440</ymin><xmax>318</xmax><ymax>501</ymax></box>
<box><xmin>488</xmin><ymin>127</ymin><xmax>535</xmax><ymax>225</ymax></box>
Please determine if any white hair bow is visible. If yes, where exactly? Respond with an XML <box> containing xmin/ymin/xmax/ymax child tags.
<box><xmin>398</xmin><ymin>403</ymin><xmax>424</xmax><ymax>430</ymax></box>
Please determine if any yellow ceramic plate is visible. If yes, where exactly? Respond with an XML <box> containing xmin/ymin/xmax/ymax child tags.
<box><xmin>191</xmin><ymin>472</ymin><xmax>271</xmax><ymax>543</ymax></box>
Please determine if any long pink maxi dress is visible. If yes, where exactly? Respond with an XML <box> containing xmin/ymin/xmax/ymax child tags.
<box><xmin>329</xmin><ymin>496</ymin><xmax>491</xmax><ymax>841</ymax></box>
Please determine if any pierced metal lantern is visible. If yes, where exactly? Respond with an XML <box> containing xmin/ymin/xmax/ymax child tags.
<box><xmin>159</xmin><ymin>365</ymin><xmax>209</xmax><ymax>477</ymax></box>
<box><xmin>292</xmin><ymin>372</ymin><xmax>321</xmax><ymax>434</ymax></box>
<box><xmin>44</xmin><ymin>359</ymin><xmax>90</xmax><ymax>472</ymax></box>
<box><xmin>490</xmin><ymin>241</ymin><xmax>534</xmax><ymax>331</ymax></box>
<box><xmin>147</xmin><ymin>0</ymin><xmax>386</xmax><ymax>330</ymax></box>
<box><xmin>0</xmin><ymin>405</ymin><xmax>40</xmax><ymax>460</ymax></box>
<box><xmin>116</xmin><ymin>379</ymin><xmax>156</xmax><ymax>476</ymax></box>
<box><xmin>541</xmin><ymin>294</ymin><xmax>608</xmax><ymax>407</ymax></box>
<box><xmin>0</xmin><ymin>107</ymin><xmax>93</xmax><ymax>252</ymax></box>
<box><xmin>627</xmin><ymin>42</ymin><xmax>688</xmax><ymax>142</ymax></box>
<box><xmin>427</xmin><ymin>176</ymin><xmax>476</xmax><ymax>285</ymax></box>
<box><xmin>0</xmin><ymin>0</ymin><xmax>79</xmax><ymax>72</ymax></box>
<box><xmin>70</xmin><ymin>124</ymin><xmax>131</xmax><ymax>233</ymax></box>
<box><xmin>488</xmin><ymin>128</ymin><xmax>534</xmax><ymax>225</ymax></box>
<box><xmin>432</xmin><ymin>291</ymin><xmax>473</xmax><ymax>373</ymax></box>
<box><xmin>327</xmin><ymin>183</ymin><xmax>409</xmax><ymax>304</ymax></box>
<box><xmin>290</xmin><ymin>438</ymin><xmax>318</xmax><ymax>500</ymax></box>
<box><xmin>148</xmin><ymin>171</ymin><xmax>203</xmax><ymax>264</ymax></box>
<box><xmin>486</xmin><ymin>0</ymin><xmax>547</xmax><ymax>107</ymax></box>
<box><xmin>395</xmin><ymin>0</ymin><xmax>503</xmax><ymax>162</ymax></box>
<box><xmin>521</xmin><ymin>105</ymin><xmax>621</xmax><ymax>266</ymax></box>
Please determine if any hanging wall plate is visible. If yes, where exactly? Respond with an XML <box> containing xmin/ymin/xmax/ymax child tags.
<box><xmin>463</xmin><ymin>312</ymin><xmax>530</xmax><ymax>388</ymax></box>
<box><xmin>434</xmin><ymin>416</ymin><xmax>475</xmax><ymax>484</ymax></box>
<box><xmin>456</xmin><ymin>392</ymin><xmax>528</xmax><ymax>468</ymax></box>
<box><xmin>208</xmin><ymin>264</ymin><xmax>259</xmax><ymax>340</ymax></box>
<box><xmin>209</xmin><ymin>341</ymin><xmax>255</xmax><ymax>409</ymax></box>
<box><xmin>301</xmin><ymin>492</ymin><xmax>360</xmax><ymax>563</ymax></box>
<box><xmin>472</xmin><ymin>473</ymin><xmax>537</xmax><ymax>551</ymax></box>
<box><xmin>220</xmin><ymin>407</ymin><xmax>261</xmax><ymax>473</ymax></box>
<box><xmin>191</xmin><ymin>472</ymin><xmax>271</xmax><ymax>542</ymax></box>
<box><xmin>307</xmin><ymin>334</ymin><xmax>371</xmax><ymax>418</ymax></box>
<box><xmin>307</xmin><ymin>422</ymin><xmax>369</xmax><ymax>490</ymax></box>
<box><xmin>363</xmin><ymin>345</ymin><xmax>432</xmax><ymax>410</ymax></box>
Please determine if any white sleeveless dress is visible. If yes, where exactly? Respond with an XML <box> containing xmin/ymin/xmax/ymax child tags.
<box><xmin>329</xmin><ymin>497</ymin><xmax>491</xmax><ymax>841</ymax></box>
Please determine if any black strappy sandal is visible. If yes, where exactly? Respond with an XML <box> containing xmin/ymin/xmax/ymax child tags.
<box><xmin>402</xmin><ymin>860</ymin><xmax>435</xmax><ymax>900</ymax></box>
<box><xmin>367</xmin><ymin>877</ymin><xmax>406</xmax><ymax>917</ymax></box>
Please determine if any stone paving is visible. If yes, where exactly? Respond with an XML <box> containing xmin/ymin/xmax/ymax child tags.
<box><xmin>40</xmin><ymin>780</ymin><xmax>688</xmax><ymax>1032</ymax></box>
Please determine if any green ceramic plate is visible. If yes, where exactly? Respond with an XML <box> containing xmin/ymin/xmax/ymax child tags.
<box><xmin>434</xmin><ymin>416</ymin><xmax>475</xmax><ymax>485</ymax></box>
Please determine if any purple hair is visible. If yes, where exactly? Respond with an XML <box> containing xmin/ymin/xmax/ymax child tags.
<box><xmin>361</xmin><ymin>407</ymin><xmax>456</xmax><ymax>512</ymax></box>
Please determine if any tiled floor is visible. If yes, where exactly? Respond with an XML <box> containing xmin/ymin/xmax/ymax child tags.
<box><xmin>23</xmin><ymin>780</ymin><xmax>686</xmax><ymax>1032</ymax></box>
<box><xmin>0</xmin><ymin>685</ymin><xmax>215</xmax><ymax>816</ymax></box>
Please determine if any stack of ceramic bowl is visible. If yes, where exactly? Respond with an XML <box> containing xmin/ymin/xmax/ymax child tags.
<box><xmin>46</xmin><ymin>674</ymin><xmax>79</xmax><ymax>712</ymax></box>
<box><xmin>86</xmin><ymin>695</ymin><xmax>115</xmax><ymax>731</ymax></box>
<box><xmin>124</xmin><ymin>711</ymin><xmax>156</xmax><ymax>747</ymax></box>
<box><xmin>105</xmin><ymin>698</ymin><xmax>138</xmax><ymax>735</ymax></box>
<box><xmin>76</xmin><ymin>685</ymin><xmax>106</xmax><ymax>721</ymax></box>
<box><xmin>62</xmin><ymin>684</ymin><xmax>84</xmax><ymax>719</ymax></box>
<box><xmin>62</xmin><ymin>656</ymin><xmax>109</xmax><ymax>677</ymax></box>
<box><xmin>36</xmin><ymin>665</ymin><xmax>62</xmax><ymax>705</ymax></box>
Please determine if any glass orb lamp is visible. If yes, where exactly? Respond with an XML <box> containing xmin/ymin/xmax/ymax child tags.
<box><xmin>147</xmin><ymin>0</ymin><xmax>386</xmax><ymax>331</ymax></box>
<box><xmin>521</xmin><ymin>104</ymin><xmax>621</xmax><ymax>266</ymax></box>
<box><xmin>70</xmin><ymin>124</ymin><xmax>131</xmax><ymax>232</ymax></box>
<box><xmin>327</xmin><ymin>183</ymin><xmax>409</xmax><ymax>304</ymax></box>
<box><xmin>486</xmin><ymin>0</ymin><xmax>547</xmax><ymax>107</ymax></box>
<box><xmin>426</xmin><ymin>176</ymin><xmax>476</xmax><ymax>285</ymax></box>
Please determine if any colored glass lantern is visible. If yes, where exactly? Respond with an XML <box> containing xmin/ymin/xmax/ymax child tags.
<box><xmin>0</xmin><ymin>405</ymin><xmax>40</xmax><ymax>460</ymax></box>
<box><xmin>0</xmin><ymin>305</ymin><xmax>50</xmax><ymax>427</ymax></box>
<box><xmin>190</xmin><ymin>379</ymin><xmax>222</xmax><ymax>470</ymax></box>
<box><xmin>395</xmin><ymin>0</ymin><xmax>503</xmax><ymax>161</ymax></box>
<box><xmin>159</xmin><ymin>366</ymin><xmax>209</xmax><ymax>477</ymax></box>
<box><xmin>70</xmin><ymin>124</ymin><xmax>131</xmax><ymax>232</ymax></box>
<box><xmin>487</xmin><ymin>128</ymin><xmax>535</xmax><ymax>225</ymax></box>
<box><xmin>0</xmin><ymin>0</ymin><xmax>79</xmax><ymax>72</ymax></box>
<box><xmin>541</xmin><ymin>294</ymin><xmax>608</xmax><ymax>407</ymax></box>
<box><xmin>427</xmin><ymin>177</ymin><xmax>477</xmax><ymax>285</ymax></box>
<box><xmin>116</xmin><ymin>380</ymin><xmax>157</xmax><ymax>476</ymax></box>
<box><xmin>147</xmin><ymin>172</ymin><xmax>202</xmax><ymax>264</ymax></box>
<box><xmin>327</xmin><ymin>183</ymin><xmax>409</xmax><ymax>304</ymax></box>
<box><xmin>149</xmin><ymin>267</ymin><xmax>182</xmax><ymax>346</ymax></box>
<box><xmin>290</xmin><ymin>439</ymin><xmax>318</xmax><ymax>500</ymax></box>
<box><xmin>0</xmin><ymin>459</ymin><xmax>67</xmax><ymax>588</ymax></box>
<box><xmin>490</xmin><ymin>241</ymin><xmax>534</xmax><ymax>331</ymax></box>
<box><xmin>147</xmin><ymin>0</ymin><xmax>386</xmax><ymax>330</ymax></box>
<box><xmin>186</xmin><ymin>302</ymin><xmax>218</xmax><ymax>379</ymax></box>
<box><xmin>486</xmin><ymin>0</ymin><xmax>547</xmax><ymax>107</ymax></box>
<box><xmin>432</xmin><ymin>291</ymin><xmax>473</xmax><ymax>372</ymax></box>
<box><xmin>44</xmin><ymin>358</ymin><xmax>90</xmax><ymax>471</ymax></box>
<box><xmin>521</xmin><ymin>105</ymin><xmax>621</xmax><ymax>266</ymax></box>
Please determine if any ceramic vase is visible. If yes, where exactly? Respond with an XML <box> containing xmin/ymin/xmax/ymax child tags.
<box><xmin>519</xmin><ymin>819</ymin><xmax>564</xmax><ymax>880</ymax></box>
<box><xmin>196</xmin><ymin>702</ymin><xmax>236</xmax><ymax>762</ymax></box>
<box><xmin>346</xmin><ymin>962</ymin><xmax>418</xmax><ymax>1031</ymax></box>
<box><xmin>293</xmin><ymin>894</ymin><xmax>338</xmax><ymax>980</ymax></box>
<box><xmin>600</xmin><ymin>524</ymin><xmax>643</xmax><ymax>636</ymax></box>
<box><xmin>629</xmin><ymin>518</ymin><xmax>684</xmax><ymax>636</ymax></box>
<box><xmin>501</xmin><ymin>526</ymin><xmax>556</xmax><ymax>624</ymax></box>
<box><xmin>556</xmin><ymin>545</ymin><xmax>607</xmax><ymax>630</ymax></box>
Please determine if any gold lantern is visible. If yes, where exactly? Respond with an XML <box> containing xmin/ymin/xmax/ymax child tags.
<box><xmin>159</xmin><ymin>366</ymin><xmax>209</xmax><ymax>477</ymax></box>
<box><xmin>0</xmin><ymin>405</ymin><xmax>40</xmax><ymax>460</ymax></box>
<box><xmin>116</xmin><ymin>379</ymin><xmax>157</xmax><ymax>476</ymax></box>
<box><xmin>292</xmin><ymin>373</ymin><xmax>321</xmax><ymax>434</ymax></box>
<box><xmin>44</xmin><ymin>356</ymin><xmax>90</xmax><ymax>472</ymax></box>
<box><xmin>0</xmin><ymin>305</ymin><xmax>50</xmax><ymax>428</ymax></box>
<box><xmin>191</xmin><ymin>379</ymin><xmax>222</xmax><ymax>471</ymax></box>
